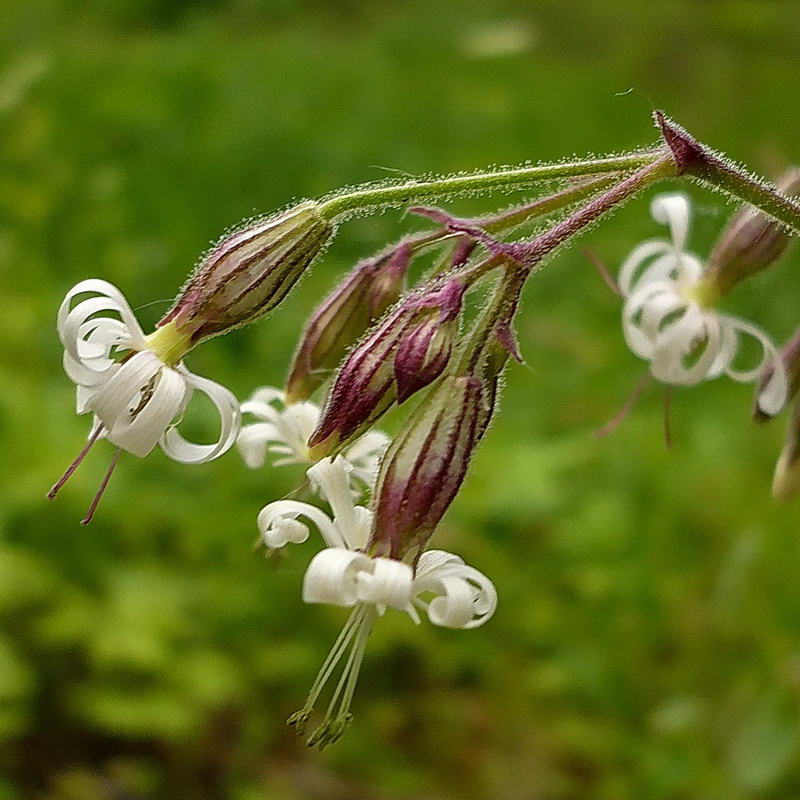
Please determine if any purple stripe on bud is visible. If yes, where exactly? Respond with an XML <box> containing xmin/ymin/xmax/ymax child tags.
<box><xmin>308</xmin><ymin>279</ymin><xmax>465</xmax><ymax>455</ymax></box>
<box><xmin>159</xmin><ymin>201</ymin><xmax>332</xmax><ymax>344</ymax></box>
<box><xmin>394</xmin><ymin>317</ymin><xmax>455</xmax><ymax>403</ymax></box>
<box><xmin>285</xmin><ymin>242</ymin><xmax>412</xmax><ymax>402</ymax></box>
<box><xmin>368</xmin><ymin>374</ymin><xmax>485</xmax><ymax>562</ymax></box>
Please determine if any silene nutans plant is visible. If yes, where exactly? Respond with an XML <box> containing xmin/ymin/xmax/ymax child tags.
<box><xmin>50</xmin><ymin>110</ymin><xmax>800</xmax><ymax>747</ymax></box>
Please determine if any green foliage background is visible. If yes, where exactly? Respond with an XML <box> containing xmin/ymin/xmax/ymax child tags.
<box><xmin>3</xmin><ymin>1</ymin><xmax>800</xmax><ymax>797</ymax></box>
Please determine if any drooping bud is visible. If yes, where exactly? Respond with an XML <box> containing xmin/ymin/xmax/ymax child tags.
<box><xmin>773</xmin><ymin>400</ymin><xmax>800</xmax><ymax>501</ymax></box>
<box><xmin>367</xmin><ymin>373</ymin><xmax>486</xmax><ymax>563</ymax></box>
<box><xmin>308</xmin><ymin>278</ymin><xmax>465</xmax><ymax>456</ymax></box>
<box><xmin>706</xmin><ymin>168</ymin><xmax>800</xmax><ymax>296</ymax></box>
<box><xmin>284</xmin><ymin>242</ymin><xmax>411</xmax><ymax>402</ymax></box>
<box><xmin>159</xmin><ymin>201</ymin><xmax>333</xmax><ymax>345</ymax></box>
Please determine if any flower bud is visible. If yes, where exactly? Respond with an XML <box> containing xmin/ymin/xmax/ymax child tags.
<box><xmin>707</xmin><ymin>169</ymin><xmax>800</xmax><ymax>295</ymax></box>
<box><xmin>367</xmin><ymin>373</ymin><xmax>486</xmax><ymax>563</ymax></box>
<box><xmin>284</xmin><ymin>242</ymin><xmax>411</xmax><ymax>402</ymax></box>
<box><xmin>159</xmin><ymin>201</ymin><xmax>333</xmax><ymax>344</ymax></box>
<box><xmin>773</xmin><ymin>400</ymin><xmax>800</xmax><ymax>501</ymax></box>
<box><xmin>308</xmin><ymin>279</ymin><xmax>465</xmax><ymax>456</ymax></box>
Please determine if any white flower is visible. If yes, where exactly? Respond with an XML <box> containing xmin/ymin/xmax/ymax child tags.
<box><xmin>51</xmin><ymin>279</ymin><xmax>240</xmax><ymax>520</ymax></box>
<box><xmin>619</xmin><ymin>194</ymin><xmax>788</xmax><ymax>415</ymax></box>
<box><xmin>236</xmin><ymin>386</ymin><xmax>389</xmax><ymax>486</ymax></box>
<box><xmin>257</xmin><ymin>456</ymin><xmax>373</xmax><ymax>550</ymax></box>
<box><xmin>272</xmin><ymin>457</ymin><xmax>497</xmax><ymax>747</ymax></box>
<box><xmin>302</xmin><ymin>546</ymin><xmax>497</xmax><ymax>629</ymax></box>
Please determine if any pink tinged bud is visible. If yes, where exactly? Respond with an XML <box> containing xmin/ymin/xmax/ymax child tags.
<box><xmin>284</xmin><ymin>243</ymin><xmax>411</xmax><ymax>402</ymax></box>
<box><xmin>159</xmin><ymin>201</ymin><xmax>333</xmax><ymax>344</ymax></box>
<box><xmin>308</xmin><ymin>279</ymin><xmax>465</xmax><ymax>455</ymax></box>
<box><xmin>368</xmin><ymin>374</ymin><xmax>485</xmax><ymax>562</ymax></box>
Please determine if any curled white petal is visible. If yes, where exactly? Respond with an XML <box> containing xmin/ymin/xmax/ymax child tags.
<box><xmin>160</xmin><ymin>370</ymin><xmax>241</xmax><ymax>464</ymax></box>
<box><xmin>236</xmin><ymin>422</ymin><xmax>281</xmax><ymax>468</ymax></box>
<box><xmin>83</xmin><ymin>351</ymin><xmax>183</xmax><ymax>457</ymax></box>
<box><xmin>650</xmin><ymin>193</ymin><xmax>691</xmax><ymax>254</ymax></box>
<box><xmin>650</xmin><ymin>307</ymin><xmax>722</xmax><ymax>386</ymax></box>
<box><xmin>257</xmin><ymin>500</ymin><xmax>346</xmax><ymax>549</ymax></box>
<box><xmin>618</xmin><ymin>241</ymin><xmax>672</xmax><ymax>297</ymax></box>
<box><xmin>356</xmin><ymin>556</ymin><xmax>414</xmax><ymax>612</ymax></box>
<box><xmin>413</xmin><ymin>550</ymin><xmax>498</xmax><ymax>630</ymax></box>
<box><xmin>58</xmin><ymin>280</ymin><xmax>147</xmax><ymax>376</ymax></box>
<box><xmin>263</xmin><ymin>516</ymin><xmax>310</xmax><ymax>549</ymax></box>
<box><xmin>303</xmin><ymin>548</ymin><xmax>375</xmax><ymax>607</ymax></box>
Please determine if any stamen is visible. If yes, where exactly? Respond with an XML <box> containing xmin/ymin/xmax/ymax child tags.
<box><xmin>663</xmin><ymin>387</ymin><xmax>673</xmax><ymax>449</ymax></box>
<box><xmin>595</xmin><ymin>372</ymin><xmax>652</xmax><ymax>438</ymax></box>
<box><xmin>584</xmin><ymin>247</ymin><xmax>622</xmax><ymax>297</ymax></box>
<box><xmin>47</xmin><ymin>424</ymin><xmax>104</xmax><ymax>500</ymax></box>
<box><xmin>80</xmin><ymin>448</ymin><xmax>122</xmax><ymax>525</ymax></box>
<box><xmin>289</xmin><ymin>605</ymin><xmax>376</xmax><ymax>749</ymax></box>
<box><xmin>288</xmin><ymin>607</ymin><xmax>363</xmax><ymax>735</ymax></box>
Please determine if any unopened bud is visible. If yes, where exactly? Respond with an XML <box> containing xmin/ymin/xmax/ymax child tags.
<box><xmin>159</xmin><ymin>202</ymin><xmax>332</xmax><ymax>344</ymax></box>
<box><xmin>285</xmin><ymin>242</ymin><xmax>411</xmax><ymax>402</ymax></box>
<box><xmin>368</xmin><ymin>373</ymin><xmax>486</xmax><ymax>562</ymax></box>
<box><xmin>308</xmin><ymin>279</ymin><xmax>465</xmax><ymax>456</ymax></box>
<box><xmin>773</xmin><ymin>400</ymin><xmax>800</xmax><ymax>501</ymax></box>
<box><xmin>707</xmin><ymin>168</ymin><xmax>800</xmax><ymax>295</ymax></box>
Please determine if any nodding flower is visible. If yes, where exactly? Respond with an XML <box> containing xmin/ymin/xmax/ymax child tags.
<box><xmin>260</xmin><ymin>456</ymin><xmax>496</xmax><ymax>748</ymax></box>
<box><xmin>50</xmin><ymin>279</ymin><xmax>240</xmax><ymax>524</ymax></box>
<box><xmin>618</xmin><ymin>193</ymin><xmax>787</xmax><ymax>416</ymax></box>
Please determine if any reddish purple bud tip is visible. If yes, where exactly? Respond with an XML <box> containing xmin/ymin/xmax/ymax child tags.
<box><xmin>653</xmin><ymin>110</ymin><xmax>707</xmax><ymax>176</ymax></box>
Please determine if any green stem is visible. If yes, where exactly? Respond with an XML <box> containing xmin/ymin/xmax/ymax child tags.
<box><xmin>455</xmin><ymin>155</ymin><xmax>677</xmax><ymax>374</ymax></box>
<box><xmin>318</xmin><ymin>150</ymin><xmax>662</xmax><ymax>221</ymax></box>
<box><xmin>695</xmin><ymin>160</ymin><xmax>800</xmax><ymax>235</ymax></box>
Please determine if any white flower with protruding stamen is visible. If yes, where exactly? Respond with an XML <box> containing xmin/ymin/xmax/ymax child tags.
<box><xmin>266</xmin><ymin>455</ymin><xmax>497</xmax><ymax>748</ymax></box>
<box><xmin>620</xmin><ymin>193</ymin><xmax>788</xmax><ymax>416</ymax></box>
<box><xmin>236</xmin><ymin>386</ymin><xmax>389</xmax><ymax>487</ymax></box>
<box><xmin>291</xmin><ymin>545</ymin><xmax>497</xmax><ymax>748</ymax></box>
<box><xmin>50</xmin><ymin>279</ymin><xmax>240</xmax><ymax>522</ymax></box>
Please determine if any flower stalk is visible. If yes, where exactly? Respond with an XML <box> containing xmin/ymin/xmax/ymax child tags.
<box><xmin>317</xmin><ymin>151</ymin><xmax>663</xmax><ymax>222</ymax></box>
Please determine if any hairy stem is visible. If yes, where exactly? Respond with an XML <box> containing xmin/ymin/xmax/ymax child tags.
<box><xmin>318</xmin><ymin>151</ymin><xmax>662</xmax><ymax>221</ymax></box>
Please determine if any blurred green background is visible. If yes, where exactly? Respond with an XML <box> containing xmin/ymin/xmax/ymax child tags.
<box><xmin>3</xmin><ymin>1</ymin><xmax>800</xmax><ymax>798</ymax></box>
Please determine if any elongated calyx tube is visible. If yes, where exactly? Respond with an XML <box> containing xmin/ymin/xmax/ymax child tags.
<box><xmin>285</xmin><ymin>242</ymin><xmax>412</xmax><ymax>402</ymax></box>
<box><xmin>308</xmin><ymin>278</ymin><xmax>466</xmax><ymax>457</ymax></box>
<box><xmin>159</xmin><ymin>201</ymin><xmax>333</xmax><ymax>345</ymax></box>
<box><xmin>705</xmin><ymin>168</ymin><xmax>800</xmax><ymax>297</ymax></box>
<box><xmin>367</xmin><ymin>373</ymin><xmax>487</xmax><ymax>563</ymax></box>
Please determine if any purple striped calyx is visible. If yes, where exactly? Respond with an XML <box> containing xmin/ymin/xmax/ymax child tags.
<box><xmin>367</xmin><ymin>373</ymin><xmax>487</xmax><ymax>563</ymax></box>
<box><xmin>285</xmin><ymin>242</ymin><xmax>412</xmax><ymax>403</ymax></box>
<box><xmin>159</xmin><ymin>201</ymin><xmax>332</xmax><ymax>345</ymax></box>
<box><xmin>307</xmin><ymin>278</ymin><xmax>466</xmax><ymax>457</ymax></box>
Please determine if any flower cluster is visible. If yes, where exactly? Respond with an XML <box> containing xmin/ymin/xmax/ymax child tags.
<box><xmin>49</xmin><ymin>117</ymin><xmax>800</xmax><ymax>747</ymax></box>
